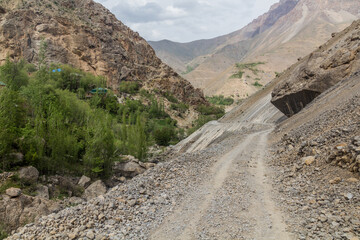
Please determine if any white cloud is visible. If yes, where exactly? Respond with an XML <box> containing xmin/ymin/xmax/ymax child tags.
<box><xmin>94</xmin><ymin>0</ymin><xmax>279</xmax><ymax>42</ymax></box>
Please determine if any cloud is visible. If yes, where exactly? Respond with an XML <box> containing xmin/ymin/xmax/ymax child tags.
<box><xmin>94</xmin><ymin>0</ymin><xmax>279</xmax><ymax>42</ymax></box>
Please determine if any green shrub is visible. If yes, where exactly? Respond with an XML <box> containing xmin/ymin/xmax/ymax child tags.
<box><xmin>196</xmin><ymin>104</ymin><xmax>225</xmax><ymax>117</ymax></box>
<box><xmin>170</xmin><ymin>102</ymin><xmax>189</xmax><ymax>113</ymax></box>
<box><xmin>253</xmin><ymin>81</ymin><xmax>263</xmax><ymax>87</ymax></box>
<box><xmin>119</xmin><ymin>81</ymin><xmax>140</xmax><ymax>94</ymax></box>
<box><xmin>153</xmin><ymin>127</ymin><xmax>175</xmax><ymax>146</ymax></box>
<box><xmin>163</xmin><ymin>92</ymin><xmax>178</xmax><ymax>103</ymax></box>
<box><xmin>206</xmin><ymin>95</ymin><xmax>234</xmax><ymax>106</ymax></box>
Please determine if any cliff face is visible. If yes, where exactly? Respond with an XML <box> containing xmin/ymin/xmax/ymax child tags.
<box><xmin>271</xmin><ymin>19</ymin><xmax>360</xmax><ymax>117</ymax></box>
<box><xmin>0</xmin><ymin>0</ymin><xmax>206</xmax><ymax>106</ymax></box>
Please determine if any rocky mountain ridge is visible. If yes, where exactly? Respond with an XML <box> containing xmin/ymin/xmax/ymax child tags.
<box><xmin>150</xmin><ymin>0</ymin><xmax>360</xmax><ymax>102</ymax></box>
<box><xmin>0</xmin><ymin>0</ymin><xmax>206</xmax><ymax>110</ymax></box>
<box><xmin>271</xmin><ymin>19</ymin><xmax>360</xmax><ymax>117</ymax></box>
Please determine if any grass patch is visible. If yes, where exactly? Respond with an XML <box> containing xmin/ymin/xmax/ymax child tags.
<box><xmin>196</xmin><ymin>104</ymin><xmax>225</xmax><ymax>116</ymax></box>
<box><xmin>0</xmin><ymin>174</ymin><xmax>37</xmax><ymax>196</ymax></box>
<box><xmin>253</xmin><ymin>81</ymin><xmax>263</xmax><ymax>87</ymax></box>
<box><xmin>231</xmin><ymin>62</ymin><xmax>265</xmax><ymax>79</ymax></box>
<box><xmin>182</xmin><ymin>64</ymin><xmax>199</xmax><ymax>75</ymax></box>
<box><xmin>230</xmin><ymin>71</ymin><xmax>244</xmax><ymax>79</ymax></box>
<box><xmin>0</xmin><ymin>224</ymin><xmax>8</xmax><ymax>240</ymax></box>
<box><xmin>206</xmin><ymin>95</ymin><xmax>234</xmax><ymax>106</ymax></box>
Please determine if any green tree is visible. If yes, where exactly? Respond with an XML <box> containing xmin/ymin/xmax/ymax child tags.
<box><xmin>0</xmin><ymin>58</ymin><xmax>29</xmax><ymax>90</ymax></box>
<box><xmin>0</xmin><ymin>89</ymin><xmax>26</xmax><ymax>170</ymax></box>
<box><xmin>84</xmin><ymin>111</ymin><xmax>115</xmax><ymax>178</ymax></box>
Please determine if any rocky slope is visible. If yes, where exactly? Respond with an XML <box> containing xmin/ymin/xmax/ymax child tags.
<box><xmin>271</xmin><ymin>19</ymin><xmax>360</xmax><ymax>117</ymax></box>
<box><xmin>0</xmin><ymin>0</ymin><xmax>206</xmax><ymax>110</ymax></box>
<box><xmin>267</xmin><ymin>17</ymin><xmax>360</xmax><ymax>239</ymax></box>
<box><xmin>150</xmin><ymin>0</ymin><xmax>360</xmax><ymax>102</ymax></box>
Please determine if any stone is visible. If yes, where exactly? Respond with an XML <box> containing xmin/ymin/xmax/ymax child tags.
<box><xmin>346</xmin><ymin>178</ymin><xmax>359</xmax><ymax>183</ymax></box>
<box><xmin>83</xmin><ymin>180</ymin><xmax>107</xmax><ymax>200</ymax></box>
<box><xmin>19</xmin><ymin>166</ymin><xmax>39</xmax><ymax>182</ymax></box>
<box><xmin>302</xmin><ymin>156</ymin><xmax>315</xmax><ymax>165</ymax></box>
<box><xmin>128</xmin><ymin>199</ymin><xmax>136</xmax><ymax>207</ymax></box>
<box><xmin>144</xmin><ymin>162</ymin><xmax>156</xmax><ymax>169</ymax></box>
<box><xmin>345</xmin><ymin>193</ymin><xmax>354</xmax><ymax>200</ymax></box>
<box><xmin>69</xmin><ymin>197</ymin><xmax>84</xmax><ymax>205</ymax></box>
<box><xmin>113</xmin><ymin>161</ymin><xmax>146</xmax><ymax>178</ymax></box>
<box><xmin>67</xmin><ymin>233</ymin><xmax>78</xmax><ymax>240</ymax></box>
<box><xmin>335</xmin><ymin>143</ymin><xmax>347</xmax><ymax>150</ymax></box>
<box><xmin>36</xmin><ymin>185</ymin><xmax>49</xmax><ymax>199</ymax></box>
<box><xmin>86</xmin><ymin>231</ymin><xmax>95</xmax><ymax>240</ymax></box>
<box><xmin>6</xmin><ymin>187</ymin><xmax>22</xmax><ymax>198</ymax></box>
<box><xmin>329</xmin><ymin>177</ymin><xmax>342</xmax><ymax>184</ymax></box>
<box><xmin>98</xmin><ymin>213</ymin><xmax>105</xmax><ymax>220</ymax></box>
<box><xmin>78</xmin><ymin>175</ymin><xmax>91</xmax><ymax>188</ymax></box>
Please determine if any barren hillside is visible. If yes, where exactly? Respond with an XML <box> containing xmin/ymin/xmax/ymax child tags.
<box><xmin>150</xmin><ymin>0</ymin><xmax>360</xmax><ymax>103</ymax></box>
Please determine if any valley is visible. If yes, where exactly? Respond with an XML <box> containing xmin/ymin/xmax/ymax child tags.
<box><xmin>0</xmin><ymin>0</ymin><xmax>360</xmax><ymax>239</ymax></box>
<box><xmin>150</xmin><ymin>0</ymin><xmax>360</xmax><ymax>105</ymax></box>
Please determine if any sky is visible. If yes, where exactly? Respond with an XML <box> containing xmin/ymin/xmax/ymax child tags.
<box><xmin>94</xmin><ymin>0</ymin><xmax>279</xmax><ymax>43</ymax></box>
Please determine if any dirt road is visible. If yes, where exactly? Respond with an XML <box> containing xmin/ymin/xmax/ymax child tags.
<box><xmin>151</xmin><ymin>95</ymin><xmax>293</xmax><ymax>239</ymax></box>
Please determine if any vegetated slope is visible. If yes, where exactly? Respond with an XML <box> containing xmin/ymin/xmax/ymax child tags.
<box><xmin>0</xmin><ymin>0</ymin><xmax>206</xmax><ymax>120</ymax></box>
<box><xmin>150</xmin><ymin>0</ymin><xmax>360</xmax><ymax>101</ymax></box>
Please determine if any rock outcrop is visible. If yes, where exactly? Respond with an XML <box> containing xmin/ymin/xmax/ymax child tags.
<box><xmin>0</xmin><ymin>0</ymin><xmax>206</xmax><ymax>107</ymax></box>
<box><xmin>19</xmin><ymin>166</ymin><xmax>39</xmax><ymax>183</ymax></box>
<box><xmin>0</xmin><ymin>194</ymin><xmax>61</xmax><ymax>233</ymax></box>
<box><xmin>271</xmin><ymin>19</ymin><xmax>360</xmax><ymax>117</ymax></box>
<box><xmin>82</xmin><ymin>180</ymin><xmax>107</xmax><ymax>200</ymax></box>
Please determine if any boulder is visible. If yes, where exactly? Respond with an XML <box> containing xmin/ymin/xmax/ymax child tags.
<box><xmin>113</xmin><ymin>161</ymin><xmax>146</xmax><ymax>178</ymax></box>
<box><xmin>78</xmin><ymin>175</ymin><xmax>91</xmax><ymax>188</ymax></box>
<box><xmin>36</xmin><ymin>185</ymin><xmax>49</xmax><ymax>199</ymax></box>
<box><xmin>6</xmin><ymin>187</ymin><xmax>22</xmax><ymax>198</ymax></box>
<box><xmin>19</xmin><ymin>166</ymin><xmax>39</xmax><ymax>182</ymax></box>
<box><xmin>83</xmin><ymin>180</ymin><xmax>107</xmax><ymax>200</ymax></box>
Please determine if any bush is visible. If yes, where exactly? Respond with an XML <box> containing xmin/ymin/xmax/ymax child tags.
<box><xmin>170</xmin><ymin>102</ymin><xmax>189</xmax><ymax>113</ymax></box>
<box><xmin>119</xmin><ymin>81</ymin><xmax>140</xmax><ymax>94</ymax></box>
<box><xmin>206</xmin><ymin>95</ymin><xmax>234</xmax><ymax>106</ymax></box>
<box><xmin>163</xmin><ymin>92</ymin><xmax>178</xmax><ymax>103</ymax></box>
<box><xmin>253</xmin><ymin>81</ymin><xmax>263</xmax><ymax>87</ymax></box>
<box><xmin>196</xmin><ymin>104</ymin><xmax>225</xmax><ymax>117</ymax></box>
<box><xmin>153</xmin><ymin>127</ymin><xmax>175</xmax><ymax>146</ymax></box>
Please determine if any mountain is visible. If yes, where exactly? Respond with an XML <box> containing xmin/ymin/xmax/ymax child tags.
<box><xmin>0</xmin><ymin>0</ymin><xmax>206</xmax><ymax>117</ymax></box>
<box><xmin>271</xmin><ymin>19</ymin><xmax>360</xmax><ymax>117</ymax></box>
<box><xmin>149</xmin><ymin>0</ymin><xmax>360</xmax><ymax>101</ymax></box>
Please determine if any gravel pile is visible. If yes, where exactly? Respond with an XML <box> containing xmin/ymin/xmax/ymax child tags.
<box><xmin>269</xmin><ymin>92</ymin><xmax>360</xmax><ymax>239</ymax></box>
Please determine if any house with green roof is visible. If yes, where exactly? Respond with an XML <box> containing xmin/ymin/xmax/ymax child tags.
<box><xmin>0</xmin><ymin>81</ymin><xmax>6</xmax><ymax>89</ymax></box>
